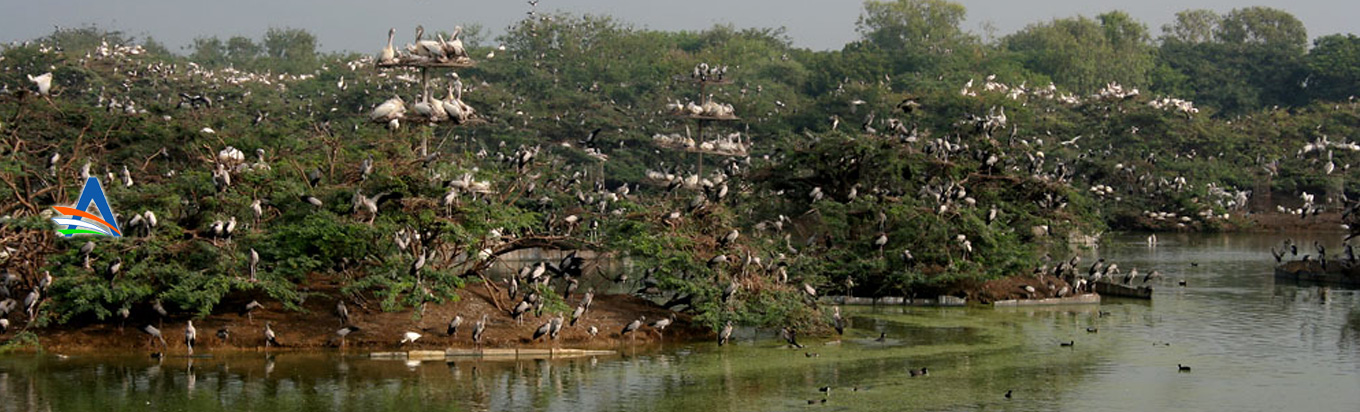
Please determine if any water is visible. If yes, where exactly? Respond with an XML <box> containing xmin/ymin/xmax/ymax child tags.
<box><xmin>2</xmin><ymin>233</ymin><xmax>1358</xmax><ymax>411</ymax></box>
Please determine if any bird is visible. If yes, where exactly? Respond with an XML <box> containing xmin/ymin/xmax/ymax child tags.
<box><xmin>910</xmin><ymin>367</ymin><xmax>929</xmax><ymax>377</ymax></box>
<box><xmin>333</xmin><ymin>325</ymin><xmax>360</xmax><ymax>348</ymax></box>
<box><xmin>301</xmin><ymin>195</ymin><xmax>324</xmax><ymax>208</ymax></box>
<box><xmin>649</xmin><ymin>314</ymin><xmax>675</xmax><ymax>337</ymax></box>
<box><xmin>248</xmin><ymin>248</ymin><xmax>260</xmax><ymax>282</ymax></box>
<box><xmin>400</xmin><ymin>331</ymin><xmax>422</xmax><ymax>345</ymax></box>
<box><xmin>378</xmin><ymin>28</ymin><xmax>397</xmax><ymax>64</ymax></box>
<box><xmin>216</xmin><ymin>327</ymin><xmax>230</xmax><ymax>342</ymax></box>
<box><xmin>621</xmin><ymin>316</ymin><xmax>645</xmax><ymax>342</ymax></box>
<box><xmin>719</xmin><ymin>229</ymin><xmax>739</xmax><ymax>248</ymax></box>
<box><xmin>336</xmin><ymin>300</ymin><xmax>350</xmax><ymax>326</ymax></box>
<box><xmin>549</xmin><ymin>313</ymin><xmax>564</xmax><ymax>340</ymax></box>
<box><xmin>27</xmin><ymin>72</ymin><xmax>52</xmax><ymax>96</ymax></box>
<box><xmin>234</xmin><ymin>298</ymin><xmax>264</xmax><ymax>321</ymax></box>
<box><xmin>447</xmin><ymin>314</ymin><xmax>463</xmax><ymax>336</ymax></box>
<box><xmin>1086</xmin><ymin>327</ymin><xmax>1098</xmax><ymax>333</ymax></box>
<box><xmin>142</xmin><ymin>324</ymin><xmax>168</xmax><ymax>351</ymax></box>
<box><xmin>472</xmin><ymin>314</ymin><xmax>488</xmax><ymax>346</ymax></box>
<box><xmin>1060</xmin><ymin>340</ymin><xmax>1074</xmax><ymax>347</ymax></box>
<box><xmin>874</xmin><ymin>332</ymin><xmax>886</xmax><ymax>342</ymax></box>
<box><xmin>718</xmin><ymin>321</ymin><xmax>734</xmax><ymax>346</ymax></box>
<box><xmin>1178</xmin><ymin>364</ymin><xmax>1192</xmax><ymax>372</ymax></box>
<box><xmin>532</xmin><ymin>320</ymin><xmax>552</xmax><ymax>342</ymax></box>
<box><xmin>264</xmin><ymin>322</ymin><xmax>279</xmax><ymax>347</ymax></box>
<box><xmin>0</xmin><ymin>318</ymin><xmax>8</xmax><ymax>333</ymax></box>
<box><xmin>570</xmin><ymin>304</ymin><xmax>586</xmax><ymax>327</ymax></box>
<box><xmin>1004</xmin><ymin>389</ymin><xmax>1013</xmax><ymax>399</ymax></box>
<box><xmin>184</xmin><ymin>320</ymin><xmax>197</xmax><ymax>355</ymax></box>
<box><xmin>781</xmin><ymin>327</ymin><xmax>803</xmax><ymax>348</ymax></box>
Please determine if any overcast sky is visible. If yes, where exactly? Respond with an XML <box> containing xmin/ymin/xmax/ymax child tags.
<box><xmin>1</xmin><ymin>1</ymin><xmax>1355</xmax><ymax>53</ymax></box>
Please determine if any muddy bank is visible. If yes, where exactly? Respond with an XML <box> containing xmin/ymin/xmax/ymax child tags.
<box><xmin>3</xmin><ymin>284</ymin><xmax>708</xmax><ymax>354</ymax></box>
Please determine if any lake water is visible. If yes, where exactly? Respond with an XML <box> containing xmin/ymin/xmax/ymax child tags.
<box><xmin>2</xmin><ymin>233</ymin><xmax>1357</xmax><ymax>411</ymax></box>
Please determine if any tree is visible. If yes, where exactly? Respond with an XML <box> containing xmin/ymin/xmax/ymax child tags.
<box><xmin>1305</xmin><ymin>34</ymin><xmax>1360</xmax><ymax>101</ymax></box>
<box><xmin>262</xmin><ymin>27</ymin><xmax>318</xmax><ymax>72</ymax></box>
<box><xmin>190</xmin><ymin>36</ymin><xmax>226</xmax><ymax>66</ymax></box>
<box><xmin>1215</xmin><ymin>7</ymin><xmax>1307</xmax><ymax>52</ymax></box>
<box><xmin>856</xmin><ymin>0</ymin><xmax>974</xmax><ymax>73</ymax></box>
<box><xmin>1161</xmin><ymin>9</ymin><xmax>1220</xmax><ymax>44</ymax></box>
<box><xmin>1002</xmin><ymin>11</ymin><xmax>1154</xmax><ymax>93</ymax></box>
<box><xmin>226</xmin><ymin>36</ymin><xmax>261</xmax><ymax>66</ymax></box>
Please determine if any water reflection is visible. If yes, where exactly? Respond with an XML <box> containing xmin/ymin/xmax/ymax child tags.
<box><xmin>1</xmin><ymin>233</ymin><xmax>1358</xmax><ymax>411</ymax></box>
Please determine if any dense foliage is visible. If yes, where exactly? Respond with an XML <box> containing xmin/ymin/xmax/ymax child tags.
<box><xmin>1</xmin><ymin>1</ymin><xmax>1357</xmax><ymax>335</ymax></box>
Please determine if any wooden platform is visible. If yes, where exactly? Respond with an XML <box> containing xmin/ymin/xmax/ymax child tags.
<box><xmin>992</xmin><ymin>293</ymin><xmax>1100</xmax><ymax>307</ymax></box>
<box><xmin>376</xmin><ymin>60</ymin><xmax>475</xmax><ymax>69</ymax></box>
<box><xmin>369</xmin><ymin>348</ymin><xmax>617</xmax><ymax>361</ymax></box>
<box><xmin>1093</xmin><ymin>282</ymin><xmax>1154</xmax><ymax>299</ymax></box>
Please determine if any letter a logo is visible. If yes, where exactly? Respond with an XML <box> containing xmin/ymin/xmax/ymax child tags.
<box><xmin>51</xmin><ymin>177</ymin><xmax>122</xmax><ymax>237</ymax></box>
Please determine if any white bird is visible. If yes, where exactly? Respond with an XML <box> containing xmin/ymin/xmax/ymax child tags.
<box><xmin>379</xmin><ymin>28</ymin><xmax>397</xmax><ymax>64</ymax></box>
<box><xmin>184</xmin><ymin>320</ymin><xmax>197</xmax><ymax>355</ymax></box>
<box><xmin>445</xmin><ymin>26</ymin><xmax>466</xmax><ymax>59</ymax></box>
<box><xmin>28</xmin><ymin>72</ymin><xmax>52</xmax><ymax>96</ymax></box>
<box><xmin>400</xmin><ymin>331</ymin><xmax>422</xmax><ymax>345</ymax></box>
<box><xmin>370</xmin><ymin>96</ymin><xmax>405</xmax><ymax>121</ymax></box>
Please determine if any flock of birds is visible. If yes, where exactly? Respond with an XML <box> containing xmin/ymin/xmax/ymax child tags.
<box><xmin>1</xmin><ymin>18</ymin><xmax>1349</xmax><ymax>402</ymax></box>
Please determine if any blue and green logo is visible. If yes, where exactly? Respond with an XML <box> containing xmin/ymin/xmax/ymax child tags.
<box><xmin>51</xmin><ymin>177</ymin><xmax>122</xmax><ymax>237</ymax></box>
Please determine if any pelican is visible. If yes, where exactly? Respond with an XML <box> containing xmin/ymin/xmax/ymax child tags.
<box><xmin>441</xmin><ymin>85</ymin><xmax>466</xmax><ymax>122</ymax></box>
<box><xmin>413</xmin><ymin>26</ymin><xmax>445</xmax><ymax>60</ymax></box>
<box><xmin>444</xmin><ymin>26</ymin><xmax>466</xmax><ymax>58</ymax></box>
<box><xmin>379</xmin><ymin>28</ymin><xmax>397</xmax><ymax>64</ymax></box>
<box><xmin>370</xmin><ymin>96</ymin><xmax>405</xmax><ymax>121</ymax></box>
<box><xmin>28</xmin><ymin>72</ymin><xmax>52</xmax><ymax>96</ymax></box>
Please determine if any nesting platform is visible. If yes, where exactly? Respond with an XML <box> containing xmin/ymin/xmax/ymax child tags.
<box><xmin>376</xmin><ymin>60</ymin><xmax>476</xmax><ymax>69</ymax></box>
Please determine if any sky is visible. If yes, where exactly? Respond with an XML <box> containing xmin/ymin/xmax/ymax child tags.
<box><xmin>0</xmin><ymin>0</ymin><xmax>1356</xmax><ymax>53</ymax></box>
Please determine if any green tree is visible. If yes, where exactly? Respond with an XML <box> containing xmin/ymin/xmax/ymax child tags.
<box><xmin>1002</xmin><ymin>11</ymin><xmax>1154</xmax><ymax>93</ymax></box>
<box><xmin>226</xmin><ymin>35</ymin><xmax>261</xmax><ymax>66</ymax></box>
<box><xmin>190</xmin><ymin>36</ymin><xmax>226</xmax><ymax>66</ymax></box>
<box><xmin>262</xmin><ymin>27</ymin><xmax>318</xmax><ymax>72</ymax></box>
<box><xmin>1161</xmin><ymin>9</ymin><xmax>1220</xmax><ymax>44</ymax></box>
<box><xmin>1305</xmin><ymin>34</ymin><xmax>1360</xmax><ymax>101</ymax></box>
<box><xmin>1215</xmin><ymin>6</ymin><xmax>1307</xmax><ymax>52</ymax></box>
<box><xmin>856</xmin><ymin>0</ymin><xmax>974</xmax><ymax>73</ymax></box>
